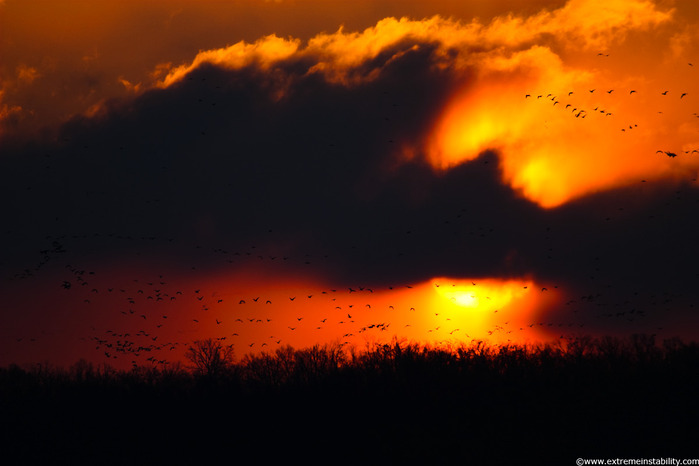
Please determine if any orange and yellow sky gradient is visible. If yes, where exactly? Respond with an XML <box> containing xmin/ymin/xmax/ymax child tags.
<box><xmin>2</xmin><ymin>0</ymin><xmax>699</xmax><ymax>369</ymax></box>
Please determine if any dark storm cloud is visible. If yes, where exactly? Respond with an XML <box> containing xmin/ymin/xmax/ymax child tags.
<box><xmin>0</xmin><ymin>45</ymin><xmax>511</xmax><ymax>279</ymax></box>
<box><xmin>2</xmin><ymin>36</ymin><xmax>699</xmax><ymax>334</ymax></box>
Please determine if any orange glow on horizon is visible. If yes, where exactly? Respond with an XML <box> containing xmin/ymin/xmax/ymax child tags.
<box><xmin>50</xmin><ymin>263</ymin><xmax>561</xmax><ymax>367</ymax></box>
<box><xmin>180</xmin><ymin>272</ymin><xmax>559</xmax><ymax>359</ymax></box>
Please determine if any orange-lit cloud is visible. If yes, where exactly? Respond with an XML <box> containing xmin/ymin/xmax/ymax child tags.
<box><xmin>420</xmin><ymin>0</ymin><xmax>699</xmax><ymax>207</ymax></box>
<box><xmin>15</xmin><ymin>64</ymin><xmax>40</xmax><ymax>85</ymax></box>
<box><xmin>426</xmin><ymin>52</ymin><xmax>699</xmax><ymax>206</ymax></box>
<box><xmin>153</xmin><ymin>0</ymin><xmax>672</xmax><ymax>87</ymax></box>
<box><xmin>158</xmin><ymin>34</ymin><xmax>301</xmax><ymax>88</ymax></box>
<box><xmin>0</xmin><ymin>91</ymin><xmax>24</xmax><ymax>135</ymax></box>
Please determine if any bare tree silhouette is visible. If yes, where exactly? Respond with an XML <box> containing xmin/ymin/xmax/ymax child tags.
<box><xmin>185</xmin><ymin>338</ymin><xmax>235</xmax><ymax>378</ymax></box>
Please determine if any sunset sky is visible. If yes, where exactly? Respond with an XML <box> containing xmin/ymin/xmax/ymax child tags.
<box><xmin>2</xmin><ymin>0</ymin><xmax>699</xmax><ymax>369</ymax></box>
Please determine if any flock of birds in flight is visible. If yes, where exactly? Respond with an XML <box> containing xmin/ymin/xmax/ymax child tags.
<box><xmin>524</xmin><ymin>58</ymin><xmax>697</xmax><ymax>157</ymax></box>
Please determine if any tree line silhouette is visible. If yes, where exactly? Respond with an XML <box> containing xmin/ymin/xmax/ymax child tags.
<box><xmin>2</xmin><ymin>334</ymin><xmax>698</xmax><ymax>464</ymax></box>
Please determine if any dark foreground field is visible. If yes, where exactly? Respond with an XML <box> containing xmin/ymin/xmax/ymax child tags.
<box><xmin>2</xmin><ymin>335</ymin><xmax>698</xmax><ymax>465</ymax></box>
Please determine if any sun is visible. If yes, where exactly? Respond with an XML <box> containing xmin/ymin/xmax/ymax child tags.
<box><xmin>434</xmin><ymin>280</ymin><xmax>505</xmax><ymax>312</ymax></box>
<box><xmin>448</xmin><ymin>291</ymin><xmax>479</xmax><ymax>308</ymax></box>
